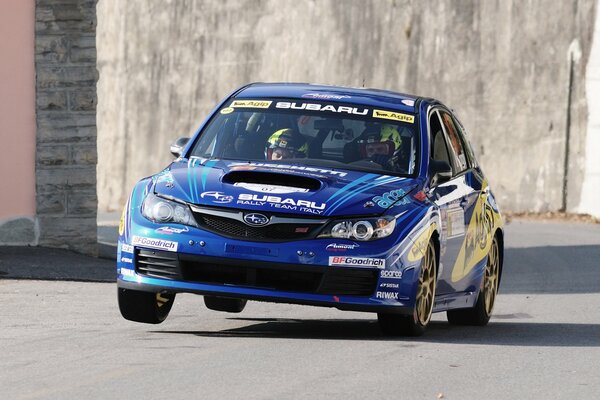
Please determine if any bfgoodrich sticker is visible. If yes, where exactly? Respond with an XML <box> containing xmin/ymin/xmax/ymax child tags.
<box><xmin>329</xmin><ymin>256</ymin><xmax>385</xmax><ymax>268</ymax></box>
<box><xmin>132</xmin><ymin>236</ymin><xmax>178</xmax><ymax>252</ymax></box>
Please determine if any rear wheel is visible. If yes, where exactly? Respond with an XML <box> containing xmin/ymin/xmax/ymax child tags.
<box><xmin>378</xmin><ymin>240</ymin><xmax>437</xmax><ymax>336</ymax></box>
<box><xmin>447</xmin><ymin>235</ymin><xmax>500</xmax><ymax>326</ymax></box>
<box><xmin>118</xmin><ymin>288</ymin><xmax>175</xmax><ymax>324</ymax></box>
<box><xmin>204</xmin><ymin>296</ymin><xmax>247</xmax><ymax>313</ymax></box>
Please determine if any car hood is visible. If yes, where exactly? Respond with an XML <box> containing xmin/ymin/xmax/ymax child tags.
<box><xmin>152</xmin><ymin>158</ymin><xmax>419</xmax><ymax>217</ymax></box>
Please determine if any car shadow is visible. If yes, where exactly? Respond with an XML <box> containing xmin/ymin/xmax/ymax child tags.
<box><xmin>153</xmin><ymin>317</ymin><xmax>600</xmax><ymax>347</ymax></box>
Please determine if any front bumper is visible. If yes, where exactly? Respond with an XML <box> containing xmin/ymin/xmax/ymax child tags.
<box><xmin>117</xmin><ymin>244</ymin><xmax>417</xmax><ymax>314</ymax></box>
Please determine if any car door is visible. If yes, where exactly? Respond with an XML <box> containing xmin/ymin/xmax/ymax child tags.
<box><xmin>427</xmin><ymin>108</ymin><xmax>469</xmax><ymax>297</ymax></box>
<box><xmin>437</xmin><ymin>109</ymin><xmax>485</xmax><ymax>294</ymax></box>
<box><xmin>429</xmin><ymin>107</ymin><xmax>477</xmax><ymax>299</ymax></box>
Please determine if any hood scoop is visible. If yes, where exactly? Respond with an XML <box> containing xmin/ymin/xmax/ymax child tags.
<box><xmin>222</xmin><ymin>171</ymin><xmax>322</xmax><ymax>192</ymax></box>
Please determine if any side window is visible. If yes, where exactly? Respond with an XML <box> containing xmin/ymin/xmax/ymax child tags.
<box><xmin>429</xmin><ymin>110</ymin><xmax>452</xmax><ymax>168</ymax></box>
<box><xmin>452</xmin><ymin>114</ymin><xmax>477</xmax><ymax>167</ymax></box>
<box><xmin>439</xmin><ymin>110</ymin><xmax>468</xmax><ymax>173</ymax></box>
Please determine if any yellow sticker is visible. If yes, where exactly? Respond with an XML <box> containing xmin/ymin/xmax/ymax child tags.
<box><xmin>220</xmin><ymin>107</ymin><xmax>234</xmax><ymax>114</ymax></box>
<box><xmin>407</xmin><ymin>224</ymin><xmax>437</xmax><ymax>262</ymax></box>
<box><xmin>230</xmin><ymin>100</ymin><xmax>272</xmax><ymax>109</ymax></box>
<box><xmin>373</xmin><ymin>109</ymin><xmax>415</xmax><ymax>123</ymax></box>
<box><xmin>118</xmin><ymin>206</ymin><xmax>126</xmax><ymax>236</ymax></box>
<box><xmin>451</xmin><ymin>181</ymin><xmax>501</xmax><ymax>282</ymax></box>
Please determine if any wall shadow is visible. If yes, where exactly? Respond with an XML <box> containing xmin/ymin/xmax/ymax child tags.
<box><xmin>501</xmin><ymin>244</ymin><xmax>600</xmax><ymax>294</ymax></box>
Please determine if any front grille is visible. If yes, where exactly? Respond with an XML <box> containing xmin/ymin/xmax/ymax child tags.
<box><xmin>193</xmin><ymin>213</ymin><xmax>323</xmax><ymax>241</ymax></box>
<box><xmin>318</xmin><ymin>268</ymin><xmax>379</xmax><ymax>295</ymax></box>
<box><xmin>178</xmin><ymin>254</ymin><xmax>377</xmax><ymax>296</ymax></box>
<box><xmin>135</xmin><ymin>249</ymin><xmax>181</xmax><ymax>280</ymax></box>
<box><xmin>135</xmin><ymin>251</ymin><xmax>378</xmax><ymax>296</ymax></box>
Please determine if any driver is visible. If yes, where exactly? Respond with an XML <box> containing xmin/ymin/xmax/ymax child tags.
<box><xmin>357</xmin><ymin>124</ymin><xmax>403</xmax><ymax>171</ymax></box>
<box><xmin>265</xmin><ymin>128</ymin><xmax>308</xmax><ymax>160</ymax></box>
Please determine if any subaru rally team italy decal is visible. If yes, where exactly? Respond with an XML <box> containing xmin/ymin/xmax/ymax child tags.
<box><xmin>132</xmin><ymin>236</ymin><xmax>178</xmax><ymax>252</ymax></box>
<box><xmin>329</xmin><ymin>256</ymin><xmax>385</xmax><ymax>268</ymax></box>
<box><xmin>237</xmin><ymin>194</ymin><xmax>326</xmax><ymax>214</ymax></box>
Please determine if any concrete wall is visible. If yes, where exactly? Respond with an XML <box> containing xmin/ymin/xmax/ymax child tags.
<box><xmin>580</xmin><ymin>3</ymin><xmax>600</xmax><ymax>217</ymax></box>
<box><xmin>0</xmin><ymin>0</ymin><xmax>37</xmax><ymax>244</ymax></box>
<box><xmin>97</xmin><ymin>0</ymin><xmax>599</xmax><ymax>215</ymax></box>
<box><xmin>35</xmin><ymin>0</ymin><xmax>98</xmax><ymax>254</ymax></box>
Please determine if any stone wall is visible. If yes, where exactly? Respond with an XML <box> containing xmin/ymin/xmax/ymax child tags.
<box><xmin>36</xmin><ymin>0</ymin><xmax>98</xmax><ymax>254</ymax></box>
<box><xmin>97</xmin><ymin>0</ymin><xmax>598</xmax><ymax>215</ymax></box>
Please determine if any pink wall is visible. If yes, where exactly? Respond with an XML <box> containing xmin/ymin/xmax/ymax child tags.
<box><xmin>0</xmin><ymin>0</ymin><xmax>36</xmax><ymax>221</ymax></box>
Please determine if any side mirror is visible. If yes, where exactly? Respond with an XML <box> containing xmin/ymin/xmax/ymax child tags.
<box><xmin>170</xmin><ymin>137</ymin><xmax>190</xmax><ymax>157</ymax></box>
<box><xmin>429</xmin><ymin>160</ymin><xmax>452</xmax><ymax>186</ymax></box>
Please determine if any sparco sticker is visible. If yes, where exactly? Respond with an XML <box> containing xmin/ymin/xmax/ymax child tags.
<box><xmin>329</xmin><ymin>256</ymin><xmax>385</xmax><ymax>268</ymax></box>
<box><xmin>120</xmin><ymin>243</ymin><xmax>134</xmax><ymax>254</ymax></box>
<box><xmin>380</xmin><ymin>270</ymin><xmax>403</xmax><ymax>279</ymax></box>
<box><xmin>132</xmin><ymin>236</ymin><xmax>178</xmax><ymax>252</ymax></box>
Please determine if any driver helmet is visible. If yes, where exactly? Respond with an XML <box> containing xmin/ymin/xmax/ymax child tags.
<box><xmin>265</xmin><ymin>128</ymin><xmax>308</xmax><ymax>160</ymax></box>
<box><xmin>358</xmin><ymin>124</ymin><xmax>402</xmax><ymax>160</ymax></box>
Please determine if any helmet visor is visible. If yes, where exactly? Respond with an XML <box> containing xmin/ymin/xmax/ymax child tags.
<box><xmin>364</xmin><ymin>142</ymin><xmax>394</xmax><ymax>157</ymax></box>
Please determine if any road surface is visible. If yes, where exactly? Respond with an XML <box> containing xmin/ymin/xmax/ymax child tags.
<box><xmin>1</xmin><ymin>219</ymin><xmax>599</xmax><ymax>399</ymax></box>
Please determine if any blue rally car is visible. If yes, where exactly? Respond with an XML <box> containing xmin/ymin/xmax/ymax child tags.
<box><xmin>117</xmin><ymin>83</ymin><xmax>504</xmax><ymax>336</ymax></box>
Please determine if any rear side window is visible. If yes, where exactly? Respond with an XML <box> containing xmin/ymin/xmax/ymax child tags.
<box><xmin>452</xmin><ymin>114</ymin><xmax>477</xmax><ymax>168</ymax></box>
<box><xmin>439</xmin><ymin>110</ymin><xmax>468</xmax><ymax>172</ymax></box>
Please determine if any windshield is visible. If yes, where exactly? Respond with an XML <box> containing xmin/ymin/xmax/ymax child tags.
<box><xmin>189</xmin><ymin>98</ymin><xmax>419</xmax><ymax>175</ymax></box>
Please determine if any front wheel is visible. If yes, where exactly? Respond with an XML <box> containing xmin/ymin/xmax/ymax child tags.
<box><xmin>118</xmin><ymin>288</ymin><xmax>175</xmax><ymax>324</ymax></box>
<box><xmin>378</xmin><ymin>239</ymin><xmax>437</xmax><ymax>336</ymax></box>
<box><xmin>447</xmin><ymin>234</ymin><xmax>500</xmax><ymax>326</ymax></box>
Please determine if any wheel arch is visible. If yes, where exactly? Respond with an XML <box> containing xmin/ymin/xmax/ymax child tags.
<box><xmin>494</xmin><ymin>228</ymin><xmax>505</xmax><ymax>287</ymax></box>
<box><xmin>430</xmin><ymin>228</ymin><xmax>441</xmax><ymax>278</ymax></box>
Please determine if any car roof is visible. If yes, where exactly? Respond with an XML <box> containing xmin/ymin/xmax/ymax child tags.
<box><xmin>234</xmin><ymin>83</ymin><xmax>435</xmax><ymax>113</ymax></box>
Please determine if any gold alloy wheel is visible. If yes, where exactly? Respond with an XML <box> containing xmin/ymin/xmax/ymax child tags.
<box><xmin>483</xmin><ymin>237</ymin><xmax>500</xmax><ymax>315</ymax></box>
<box><xmin>416</xmin><ymin>241</ymin><xmax>436</xmax><ymax>326</ymax></box>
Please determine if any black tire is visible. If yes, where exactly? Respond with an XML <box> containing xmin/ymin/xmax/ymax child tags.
<box><xmin>447</xmin><ymin>234</ymin><xmax>500</xmax><ymax>326</ymax></box>
<box><xmin>118</xmin><ymin>288</ymin><xmax>175</xmax><ymax>324</ymax></box>
<box><xmin>378</xmin><ymin>240</ymin><xmax>437</xmax><ymax>337</ymax></box>
<box><xmin>204</xmin><ymin>296</ymin><xmax>247</xmax><ymax>313</ymax></box>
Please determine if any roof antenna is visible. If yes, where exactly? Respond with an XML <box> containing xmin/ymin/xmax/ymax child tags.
<box><xmin>362</xmin><ymin>78</ymin><xmax>365</xmax><ymax>88</ymax></box>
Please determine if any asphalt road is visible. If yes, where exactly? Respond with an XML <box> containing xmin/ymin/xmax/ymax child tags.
<box><xmin>1</xmin><ymin>219</ymin><xmax>599</xmax><ymax>399</ymax></box>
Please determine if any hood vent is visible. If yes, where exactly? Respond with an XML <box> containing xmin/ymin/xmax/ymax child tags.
<box><xmin>223</xmin><ymin>171</ymin><xmax>321</xmax><ymax>191</ymax></box>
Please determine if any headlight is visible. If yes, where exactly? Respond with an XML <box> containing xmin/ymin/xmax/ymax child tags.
<box><xmin>318</xmin><ymin>216</ymin><xmax>395</xmax><ymax>241</ymax></box>
<box><xmin>142</xmin><ymin>193</ymin><xmax>199</xmax><ymax>227</ymax></box>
